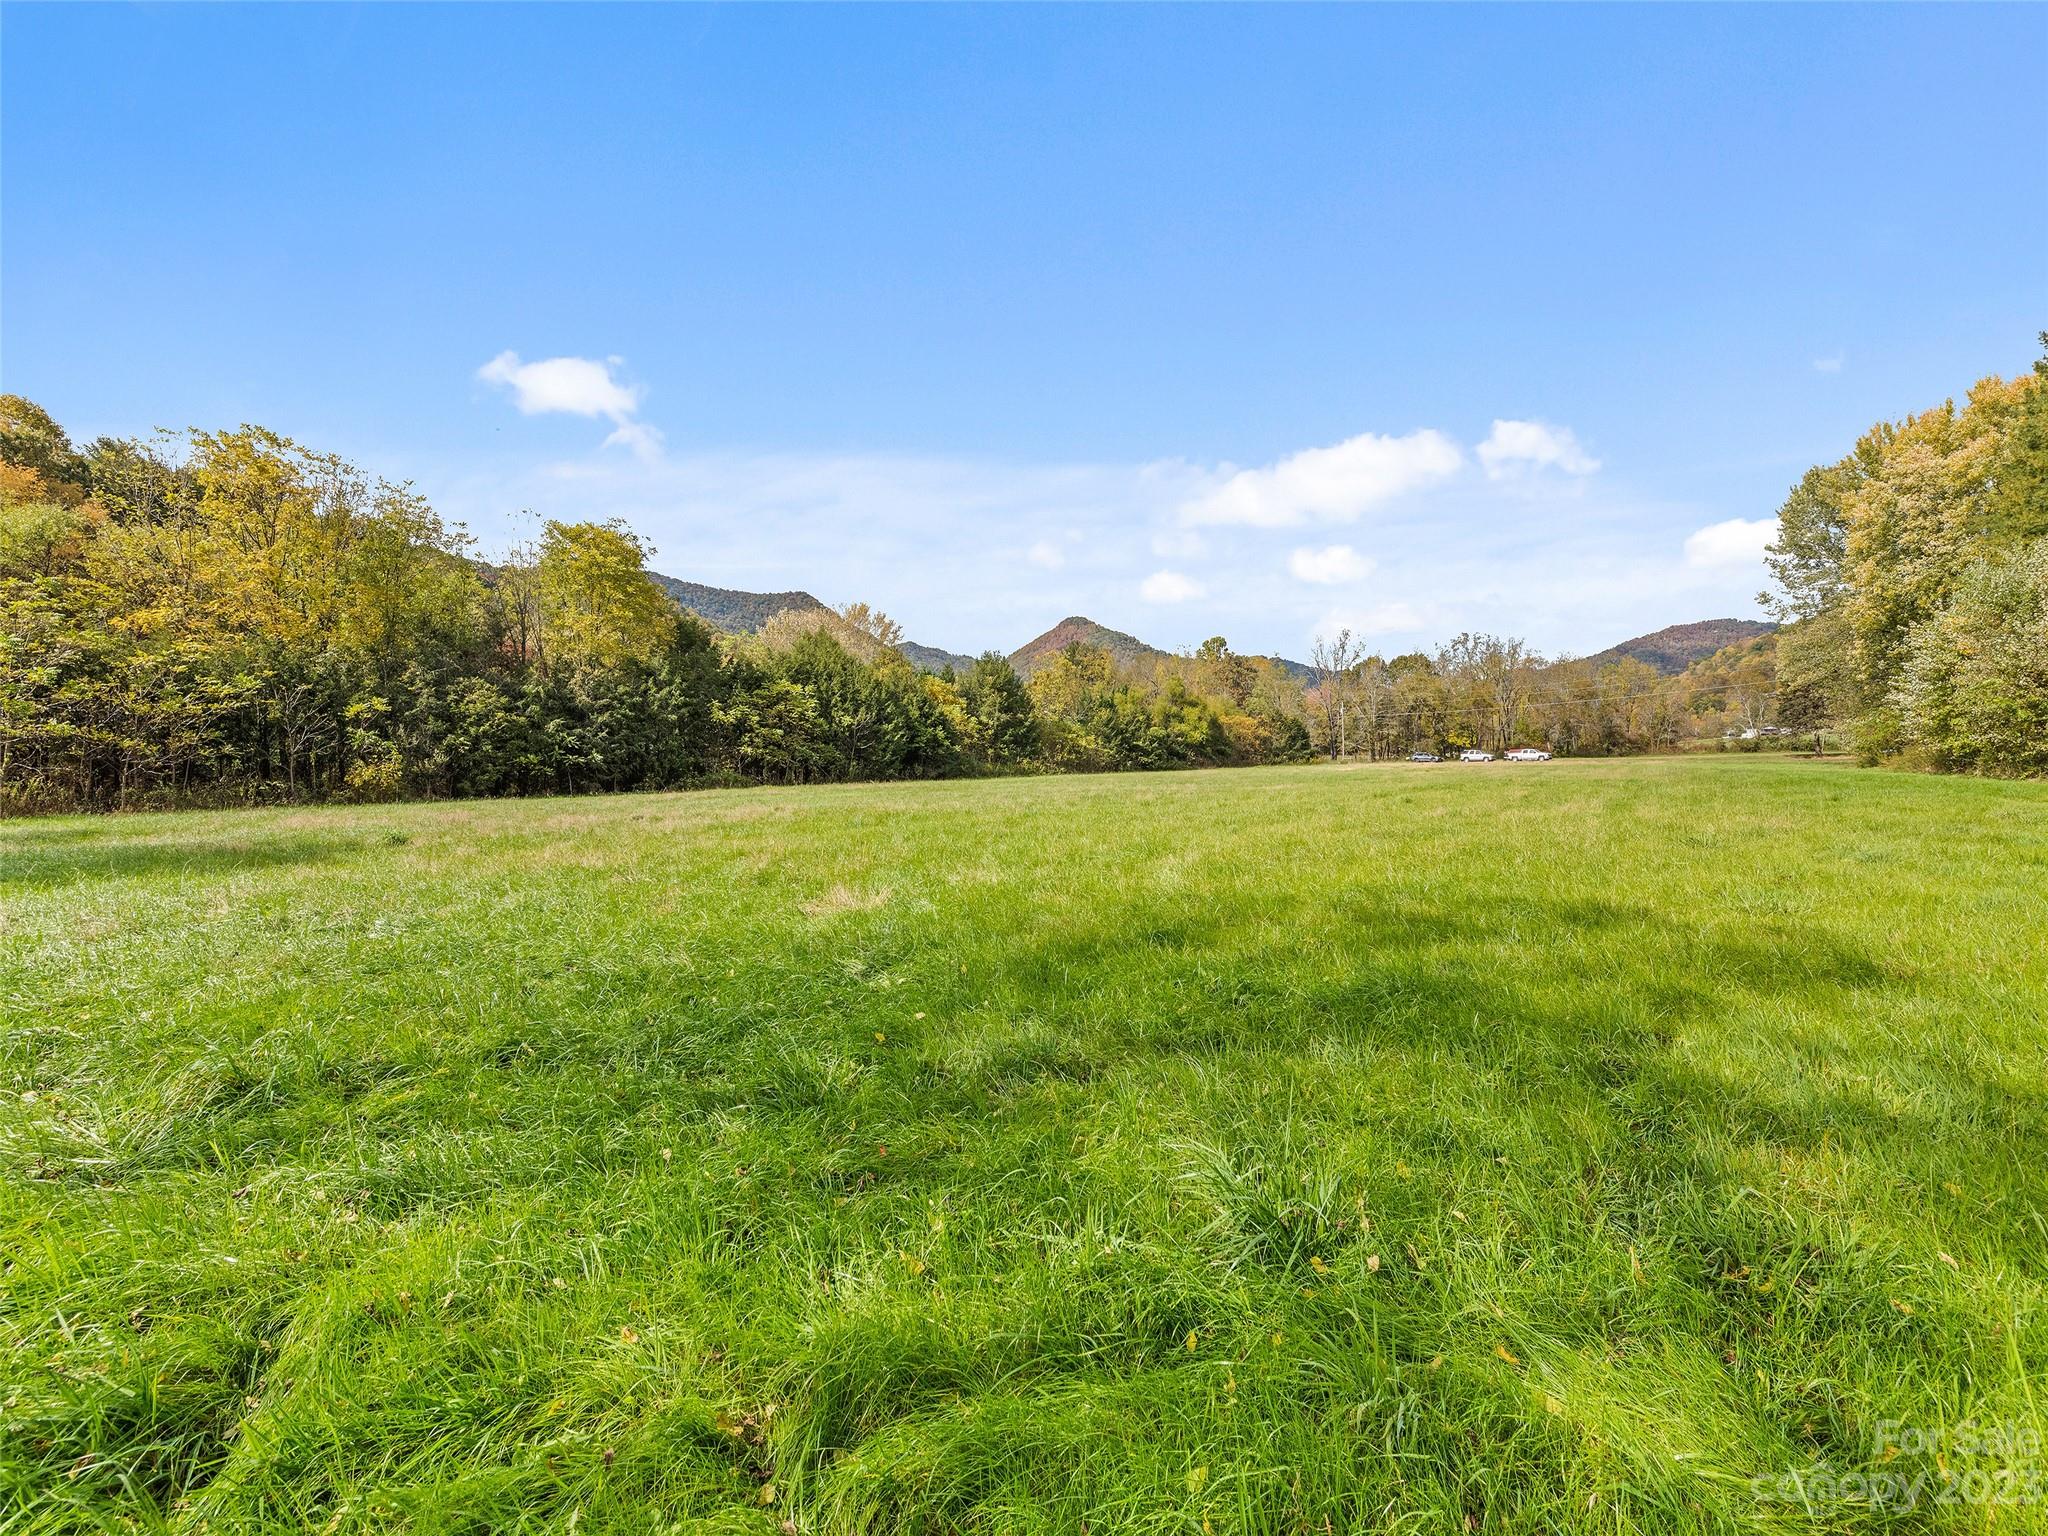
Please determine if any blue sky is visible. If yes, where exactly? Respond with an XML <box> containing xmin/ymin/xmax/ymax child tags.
<box><xmin>5</xmin><ymin>4</ymin><xmax>2043</xmax><ymax>660</ymax></box>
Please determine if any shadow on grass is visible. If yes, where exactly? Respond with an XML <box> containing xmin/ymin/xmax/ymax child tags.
<box><xmin>988</xmin><ymin>887</ymin><xmax>1896</xmax><ymax>1046</ymax></box>
<box><xmin>26</xmin><ymin>872</ymin><xmax>2017</xmax><ymax>1531</ymax></box>
<box><xmin>0</xmin><ymin>831</ymin><xmax>364</xmax><ymax>892</ymax></box>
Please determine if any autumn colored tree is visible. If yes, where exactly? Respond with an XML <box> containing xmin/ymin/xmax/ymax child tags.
<box><xmin>529</xmin><ymin>519</ymin><xmax>677</xmax><ymax>673</ymax></box>
<box><xmin>1764</xmin><ymin>342</ymin><xmax>2045</xmax><ymax>770</ymax></box>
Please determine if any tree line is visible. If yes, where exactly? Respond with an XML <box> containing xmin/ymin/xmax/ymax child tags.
<box><xmin>0</xmin><ymin>402</ymin><xmax>1324</xmax><ymax>811</ymax></box>
<box><xmin>1763</xmin><ymin>338</ymin><xmax>2047</xmax><ymax>775</ymax></box>
<box><xmin>1294</xmin><ymin>627</ymin><xmax>1777</xmax><ymax>763</ymax></box>
<box><xmin>8</xmin><ymin>357</ymin><xmax>2032</xmax><ymax>814</ymax></box>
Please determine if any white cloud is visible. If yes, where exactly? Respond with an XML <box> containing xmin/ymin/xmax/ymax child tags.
<box><xmin>1476</xmin><ymin>420</ymin><xmax>1599</xmax><ymax>479</ymax></box>
<box><xmin>1179</xmin><ymin>429</ymin><xmax>1462</xmax><ymax>527</ymax></box>
<box><xmin>1684</xmin><ymin>516</ymin><xmax>1779</xmax><ymax>568</ymax></box>
<box><xmin>1813</xmin><ymin>355</ymin><xmax>1844</xmax><ymax>374</ymax></box>
<box><xmin>1140</xmin><ymin>570</ymin><xmax>1205</xmax><ymax>603</ymax></box>
<box><xmin>478</xmin><ymin>351</ymin><xmax>639</xmax><ymax>418</ymax></box>
<box><xmin>1287</xmin><ymin>544</ymin><xmax>1375</xmax><ymax>585</ymax></box>
<box><xmin>1312</xmin><ymin>602</ymin><xmax>1425</xmax><ymax>642</ymax></box>
<box><xmin>429</xmin><ymin>386</ymin><xmax>1773</xmax><ymax>663</ymax></box>
<box><xmin>601</xmin><ymin>420</ymin><xmax>665</xmax><ymax>459</ymax></box>
<box><xmin>478</xmin><ymin>351</ymin><xmax>663</xmax><ymax>459</ymax></box>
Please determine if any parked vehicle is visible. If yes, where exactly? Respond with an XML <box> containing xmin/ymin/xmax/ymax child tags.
<box><xmin>1408</xmin><ymin>752</ymin><xmax>1441</xmax><ymax>762</ymax></box>
<box><xmin>1459</xmin><ymin>749</ymin><xmax>1495</xmax><ymax>762</ymax></box>
<box><xmin>1504</xmin><ymin>747</ymin><xmax>1552</xmax><ymax>762</ymax></box>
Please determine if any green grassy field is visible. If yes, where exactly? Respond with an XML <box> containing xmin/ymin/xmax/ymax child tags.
<box><xmin>5</xmin><ymin>758</ymin><xmax>2046</xmax><ymax>1534</ymax></box>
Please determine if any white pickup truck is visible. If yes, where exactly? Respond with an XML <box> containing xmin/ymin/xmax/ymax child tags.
<box><xmin>1504</xmin><ymin>747</ymin><xmax>1553</xmax><ymax>762</ymax></box>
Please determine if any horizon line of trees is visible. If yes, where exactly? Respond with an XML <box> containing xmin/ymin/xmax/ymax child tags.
<box><xmin>1296</xmin><ymin>626</ymin><xmax>1777</xmax><ymax>763</ymax></box>
<box><xmin>6</xmin><ymin>356</ymin><xmax>2035</xmax><ymax>815</ymax></box>
<box><xmin>0</xmin><ymin>399</ymin><xmax>1323</xmax><ymax>812</ymax></box>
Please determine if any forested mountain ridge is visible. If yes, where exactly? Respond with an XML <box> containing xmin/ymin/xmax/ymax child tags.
<box><xmin>897</xmin><ymin>638</ymin><xmax>983</xmax><ymax>675</ymax></box>
<box><xmin>1578</xmin><ymin>618</ymin><xmax>1778</xmax><ymax>676</ymax></box>
<box><xmin>1009</xmin><ymin>616</ymin><xmax>1165</xmax><ymax>676</ymax></box>
<box><xmin>647</xmin><ymin>573</ymin><xmax>978</xmax><ymax>674</ymax></box>
<box><xmin>646</xmin><ymin>574</ymin><xmax>829</xmax><ymax>633</ymax></box>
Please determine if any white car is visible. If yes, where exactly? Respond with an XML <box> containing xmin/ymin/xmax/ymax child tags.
<box><xmin>1504</xmin><ymin>747</ymin><xmax>1552</xmax><ymax>762</ymax></box>
<box><xmin>1458</xmin><ymin>749</ymin><xmax>1495</xmax><ymax>762</ymax></box>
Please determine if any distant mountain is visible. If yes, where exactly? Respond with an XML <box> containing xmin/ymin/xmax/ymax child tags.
<box><xmin>898</xmin><ymin>639</ymin><xmax>981</xmax><ymax>675</ymax></box>
<box><xmin>1008</xmin><ymin>615</ymin><xmax>1316</xmax><ymax>684</ymax></box>
<box><xmin>1009</xmin><ymin>616</ymin><xmax>1169</xmax><ymax>677</ymax></box>
<box><xmin>1260</xmin><ymin>653</ymin><xmax>1320</xmax><ymax>686</ymax></box>
<box><xmin>649</xmin><ymin>575</ymin><xmax>831</xmax><ymax>634</ymax></box>
<box><xmin>649</xmin><ymin>573</ymin><xmax>977</xmax><ymax>674</ymax></box>
<box><xmin>1580</xmin><ymin>618</ymin><xmax>1778</xmax><ymax>676</ymax></box>
<box><xmin>656</xmin><ymin>577</ymin><xmax>1753</xmax><ymax>687</ymax></box>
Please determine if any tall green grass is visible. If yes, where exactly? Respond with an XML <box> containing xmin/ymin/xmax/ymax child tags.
<box><xmin>4</xmin><ymin>758</ymin><xmax>2044</xmax><ymax>1532</ymax></box>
